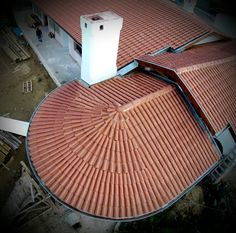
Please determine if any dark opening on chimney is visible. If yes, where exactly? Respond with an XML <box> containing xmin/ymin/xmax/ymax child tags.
<box><xmin>89</xmin><ymin>15</ymin><xmax>103</xmax><ymax>21</ymax></box>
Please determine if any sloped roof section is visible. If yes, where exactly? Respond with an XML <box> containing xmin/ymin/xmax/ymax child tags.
<box><xmin>33</xmin><ymin>0</ymin><xmax>212</xmax><ymax>68</ymax></box>
<box><xmin>27</xmin><ymin>72</ymin><xmax>218</xmax><ymax>220</ymax></box>
<box><xmin>138</xmin><ymin>41</ymin><xmax>236</xmax><ymax>133</ymax></box>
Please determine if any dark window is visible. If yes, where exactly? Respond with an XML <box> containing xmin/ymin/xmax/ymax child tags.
<box><xmin>100</xmin><ymin>25</ymin><xmax>104</xmax><ymax>30</ymax></box>
<box><xmin>74</xmin><ymin>42</ymin><xmax>82</xmax><ymax>55</ymax></box>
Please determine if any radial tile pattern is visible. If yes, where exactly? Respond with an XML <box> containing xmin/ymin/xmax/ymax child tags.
<box><xmin>138</xmin><ymin>41</ymin><xmax>236</xmax><ymax>133</ymax></box>
<box><xmin>33</xmin><ymin>0</ymin><xmax>212</xmax><ymax>68</ymax></box>
<box><xmin>28</xmin><ymin>72</ymin><xmax>218</xmax><ymax>220</ymax></box>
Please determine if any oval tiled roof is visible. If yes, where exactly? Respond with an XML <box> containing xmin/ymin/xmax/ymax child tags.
<box><xmin>27</xmin><ymin>72</ymin><xmax>218</xmax><ymax>220</ymax></box>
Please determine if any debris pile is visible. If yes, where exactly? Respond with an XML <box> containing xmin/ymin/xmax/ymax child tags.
<box><xmin>0</xmin><ymin>161</ymin><xmax>54</xmax><ymax>228</ymax></box>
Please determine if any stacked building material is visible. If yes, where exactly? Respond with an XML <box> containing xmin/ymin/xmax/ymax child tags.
<box><xmin>0</xmin><ymin>130</ymin><xmax>22</xmax><ymax>151</ymax></box>
<box><xmin>0</xmin><ymin>27</ymin><xmax>30</xmax><ymax>62</ymax></box>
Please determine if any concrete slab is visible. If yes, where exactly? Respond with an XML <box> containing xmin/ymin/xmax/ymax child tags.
<box><xmin>0</xmin><ymin>117</ymin><xmax>29</xmax><ymax>136</ymax></box>
<box><xmin>14</xmin><ymin>9</ymin><xmax>81</xmax><ymax>86</ymax></box>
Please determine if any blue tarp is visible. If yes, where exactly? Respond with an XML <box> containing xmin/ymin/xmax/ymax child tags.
<box><xmin>12</xmin><ymin>26</ymin><xmax>23</xmax><ymax>37</ymax></box>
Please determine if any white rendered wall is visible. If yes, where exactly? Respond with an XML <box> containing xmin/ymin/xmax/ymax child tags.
<box><xmin>48</xmin><ymin>17</ymin><xmax>68</xmax><ymax>48</ymax></box>
<box><xmin>80</xmin><ymin>11</ymin><xmax>123</xmax><ymax>85</ymax></box>
<box><xmin>68</xmin><ymin>37</ymin><xmax>82</xmax><ymax>65</ymax></box>
<box><xmin>63</xmin><ymin>30</ymin><xmax>69</xmax><ymax>49</ymax></box>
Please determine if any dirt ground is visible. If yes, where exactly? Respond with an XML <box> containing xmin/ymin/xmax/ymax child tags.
<box><xmin>0</xmin><ymin>43</ymin><xmax>56</xmax><ymax>209</ymax></box>
<box><xmin>0</xmin><ymin>46</ymin><xmax>56</xmax><ymax>121</ymax></box>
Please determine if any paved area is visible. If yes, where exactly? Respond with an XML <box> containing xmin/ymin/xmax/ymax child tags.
<box><xmin>14</xmin><ymin>9</ymin><xmax>81</xmax><ymax>86</ymax></box>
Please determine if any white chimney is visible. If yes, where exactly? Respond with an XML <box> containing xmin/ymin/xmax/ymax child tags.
<box><xmin>80</xmin><ymin>11</ymin><xmax>123</xmax><ymax>85</ymax></box>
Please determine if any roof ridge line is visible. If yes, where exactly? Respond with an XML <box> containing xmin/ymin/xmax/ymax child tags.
<box><xmin>117</xmin><ymin>85</ymin><xmax>174</xmax><ymax>113</ymax></box>
<box><xmin>177</xmin><ymin>55</ymin><xmax>236</xmax><ymax>74</ymax></box>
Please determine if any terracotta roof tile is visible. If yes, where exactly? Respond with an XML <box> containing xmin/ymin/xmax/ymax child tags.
<box><xmin>28</xmin><ymin>72</ymin><xmax>218</xmax><ymax>220</ymax></box>
<box><xmin>138</xmin><ymin>41</ymin><xmax>236</xmax><ymax>133</ymax></box>
<box><xmin>33</xmin><ymin>0</ymin><xmax>211</xmax><ymax>68</ymax></box>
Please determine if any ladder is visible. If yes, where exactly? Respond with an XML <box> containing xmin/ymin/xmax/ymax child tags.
<box><xmin>22</xmin><ymin>80</ymin><xmax>32</xmax><ymax>93</ymax></box>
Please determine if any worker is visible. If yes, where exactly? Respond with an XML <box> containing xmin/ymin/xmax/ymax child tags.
<box><xmin>36</xmin><ymin>27</ymin><xmax>43</xmax><ymax>42</ymax></box>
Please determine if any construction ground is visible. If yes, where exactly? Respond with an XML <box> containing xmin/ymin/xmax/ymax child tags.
<box><xmin>0</xmin><ymin>32</ymin><xmax>116</xmax><ymax>233</ymax></box>
<box><xmin>0</xmin><ymin>13</ymin><xmax>236</xmax><ymax>233</ymax></box>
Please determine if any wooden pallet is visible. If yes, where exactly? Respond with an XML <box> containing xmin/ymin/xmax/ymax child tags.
<box><xmin>0</xmin><ymin>140</ymin><xmax>11</xmax><ymax>170</ymax></box>
<box><xmin>0</xmin><ymin>130</ymin><xmax>22</xmax><ymax>150</ymax></box>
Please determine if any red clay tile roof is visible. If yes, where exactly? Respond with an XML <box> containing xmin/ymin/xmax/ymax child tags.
<box><xmin>27</xmin><ymin>72</ymin><xmax>218</xmax><ymax>220</ymax></box>
<box><xmin>138</xmin><ymin>41</ymin><xmax>236</xmax><ymax>133</ymax></box>
<box><xmin>33</xmin><ymin>0</ymin><xmax>212</xmax><ymax>68</ymax></box>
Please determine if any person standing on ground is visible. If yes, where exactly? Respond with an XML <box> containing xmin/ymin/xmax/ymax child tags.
<box><xmin>36</xmin><ymin>27</ymin><xmax>43</xmax><ymax>42</ymax></box>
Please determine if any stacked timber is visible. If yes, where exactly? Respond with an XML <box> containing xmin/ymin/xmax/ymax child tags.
<box><xmin>0</xmin><ymin>130</ymin><xmax>22</xmax><ymax>151</ymax></box>
<box><xmin>0</xmin><ymin>27</ymin><xmax>30</xmax><ymax>62</ymax></box>
<box><xmin>0</xmin><ymin>130</ymin><xmax>22</xmax><ymax>169</ymax></box>
<box><xmin>0</xmin><ymin>139</ymin><xmax>11</xmax><ymax>168</ymax></box>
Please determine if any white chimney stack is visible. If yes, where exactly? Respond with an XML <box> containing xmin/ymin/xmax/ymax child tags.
<box><xmin>80</xmin><ymin>11</ymin><xmax>123</xmax><ymax>85</ymax></box>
